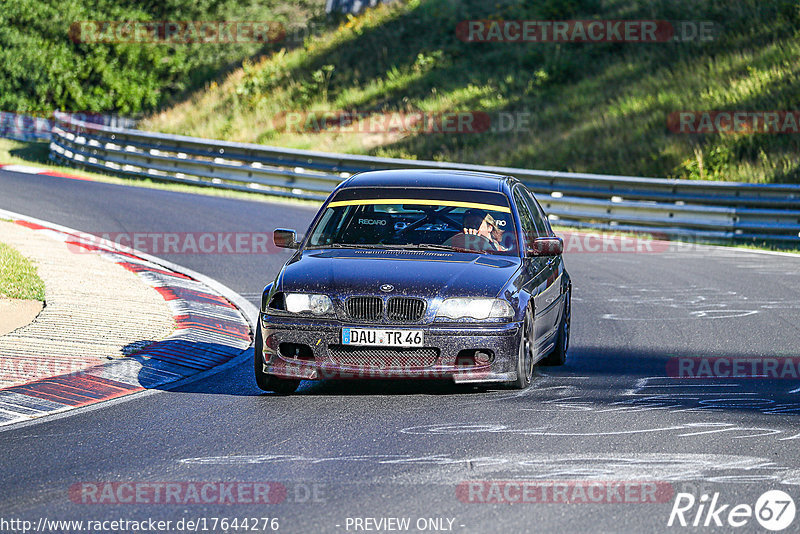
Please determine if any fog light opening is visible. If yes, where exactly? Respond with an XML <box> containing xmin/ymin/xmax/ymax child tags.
<box><xmin>279</xmin><ymin>342</ymin><xmax>315</xmax><ymax>361</ymax></box>
<box><xmin>456</xmin><ymin>349</ymin><xmax>494</xmax><ymax>367</ymax></box>
<box><xmin>265</xmin><ymin>334</ymin><xmax>279</xmax><ymax>351</ymax></box>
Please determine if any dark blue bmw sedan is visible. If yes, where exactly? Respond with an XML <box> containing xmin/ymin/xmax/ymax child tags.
<box><xmin>255</xmin><ymin>169</ymin><xmax>571</xmax><ymax>393</ymax></box>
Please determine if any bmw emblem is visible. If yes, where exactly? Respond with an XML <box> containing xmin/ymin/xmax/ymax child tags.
<box><xmin>380</xmin><ymin>284</ymin><xmax>394</xmax><ymax>293</ymax></box>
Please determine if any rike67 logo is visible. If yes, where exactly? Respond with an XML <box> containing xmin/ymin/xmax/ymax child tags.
<box><xmin>668</xmin><ymin>490</ymin><xmax>796</xmax><ymax>531</ymax></box>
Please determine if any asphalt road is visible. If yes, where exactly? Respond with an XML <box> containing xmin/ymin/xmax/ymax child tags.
<box><xmin>1</xmin><ymin>169</ymin><xmax>800</xmax><ymax>533</ymax></box>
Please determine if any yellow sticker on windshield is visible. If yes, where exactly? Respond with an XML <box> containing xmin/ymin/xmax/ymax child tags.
<box><xmin>327</xmin><ymin>199</ymin><xmax>512</xmax><ymax>213</ymax></box>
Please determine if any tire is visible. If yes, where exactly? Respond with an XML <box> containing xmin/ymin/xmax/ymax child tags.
<box><xmin>510</xmin><ymin>306</ymin><xmax>535</xmax><ymax>389</ymax></box>
<box><xmin>541</xmin><ymin>289</ymin><xmax>570</xmax><ymax>367</ymax></box>
<box><xmin>254</xmin><ymin>322</ymin><xmax>300</xmax><ymax>394</ymax></box>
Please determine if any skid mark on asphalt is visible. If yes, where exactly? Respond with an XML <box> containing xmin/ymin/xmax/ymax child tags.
<box><xmin>178</xmin><ymin>452</ymin><xmax>800</xmax><ymax>487</ymax></box>
<box><xmin>588</xmin><ymin>285</ymin><xmax>767</xmax><ymax>321</ymax></box>
<box><xmin>586</xmin><ymin>283</ymin><xmax>800</xmax><ymax>321</ymax></box>
<box><xmin>454</xmin><ymin>383</ymin><xmax>580</xmax><ymax>408</ymax></box>
<box><xmin>462</xmin><ymin>373</ymin><xmax>799</xmax><ymax>417</ymax></box>
<box><xmin>406</xmin><ymin>374</ymin><xmax>800</xmax><ymax>445</ymax></box>
<box><xmin>428</xmin><ymin>371</ymin><xmax>800</xmax><ymax>423</ymax></box>
<box><xmin>399</xmin><ymin>421</ymin><xmax>792</xmax><ymax>441</ymax></box>
<box><xmin>728</xmin><ymin>253</ymin><xmax>800</xmax><ymax>276</ymax></box>
<box><xmin>624</xmin><ymin>377</ymin><xmax>800</xmax><ymax>416</ymax></box>
<box><xmin>516</xmin><ymin>375</ymin><xmax>800</xmax><ymax>419</ymax></box>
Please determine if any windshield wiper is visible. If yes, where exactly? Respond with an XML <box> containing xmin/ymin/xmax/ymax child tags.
<box><xmin>306</xmin><ymin>243</ymin><xmax>386</xmax><ymax>249</ymax></box>
<box><xmin>384</xmin><ymin>243</ymin><xmax>489</xmax><ymax>254</ymax></box>
<box><xmin>307</xmin><ymin>243</ymin><xmax>491</xmax><ymax>254</ymax></box>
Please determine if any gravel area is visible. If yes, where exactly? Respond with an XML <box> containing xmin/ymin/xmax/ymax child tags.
<box><xmin>0</xmin><ymin>221</ymin><xmax>175</xmax><ymax>388</ymax></box>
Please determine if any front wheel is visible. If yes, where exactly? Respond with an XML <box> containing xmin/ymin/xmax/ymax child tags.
<box><xmin>510</xmin><ymin>306</ymin><xmax>535</xmax><ymax>389</ymax></box>
<box><xmin>254</xmin><ymin>322</ymin><xmax>300</xmax><ymax>394</ymax></box>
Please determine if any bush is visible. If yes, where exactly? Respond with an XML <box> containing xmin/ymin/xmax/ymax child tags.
<box><xmin>0</xmin><ymin>0</ymin><xmax>326</xmax><ymax>114</ymax></box>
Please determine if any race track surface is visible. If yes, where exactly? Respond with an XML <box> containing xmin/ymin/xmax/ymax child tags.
<box><xmin>1</xmin><ymin>169</ymin><xmax>799</xmax><ymax>533</ymax></box>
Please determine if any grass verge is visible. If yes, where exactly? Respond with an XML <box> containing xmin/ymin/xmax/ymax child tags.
<box><xmin>0</xmin><ymin>241</ymin><xmax>46</xmax><ymax>301</ymax></box>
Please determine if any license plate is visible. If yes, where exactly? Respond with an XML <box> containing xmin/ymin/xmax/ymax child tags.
<box><xmin>342</xmin><ymin>328</ymin><xmax>424</xmax><ymax>347</ymax></box>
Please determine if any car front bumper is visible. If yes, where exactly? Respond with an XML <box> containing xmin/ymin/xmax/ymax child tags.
<box><xmin>259</xmin><ymin>314</ymin><xmax>521</xmax><ymax>384</ymax></box>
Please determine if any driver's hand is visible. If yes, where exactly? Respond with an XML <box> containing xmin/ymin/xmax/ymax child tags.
<box><xmin>463</xmin><ymin>228</ymin><xmax>479</xmax><ymax>235</ymax></box>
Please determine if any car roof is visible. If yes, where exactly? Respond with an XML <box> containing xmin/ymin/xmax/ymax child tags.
<box><xmin>342</xmin><ymin>169</ymin><xmax>511</xmax><ymax>192</ymax></box>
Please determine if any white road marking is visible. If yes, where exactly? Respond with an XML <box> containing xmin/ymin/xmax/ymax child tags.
<box><xmin>0</xmin><ymin>164</ymin><xmax>46</xmax><ymax>174</ymax></box>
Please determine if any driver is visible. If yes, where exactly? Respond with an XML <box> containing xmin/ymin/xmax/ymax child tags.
<box><xmin>462</xmin><ymin>209</ymin><xmax>496</xmax><ymax>241</ymax></box>
<box><xmin>444</xmin><ymin>209</ymin><xmax>500</xmax><ymax>251</ymax></box>
<box><xmin>488</xmin><ymin>212</ymin><xmax>512</xmax><ymax>251</ymax></box>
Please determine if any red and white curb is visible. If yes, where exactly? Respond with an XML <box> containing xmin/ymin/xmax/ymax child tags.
<box><xmin>0</xmin><ymin>163</ymin><xmax>93</xmax><ymax>181</ymax></box>
<box><xmin>0</xmin><ymin>209</ymin><xmax>256</xmax><ymax>427</ymax></box>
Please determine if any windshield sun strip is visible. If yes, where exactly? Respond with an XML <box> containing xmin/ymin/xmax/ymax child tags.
<box><xmin>326</xmin><ymin>199</ymin><xmax>512</xmax><ymax>213</ymax></box>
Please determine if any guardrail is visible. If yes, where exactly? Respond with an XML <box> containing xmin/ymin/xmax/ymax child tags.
<box><xmin>48</xmin><ymin>111</ymin><xmax>800</xmax><ymax>244</ymax></box>
<box><xmin>1</xmin><ymin>112</ymin><xmax>136</xmax><ymax>142</ymax></box>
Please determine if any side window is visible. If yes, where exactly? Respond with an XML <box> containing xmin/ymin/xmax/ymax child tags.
<box><xmin>521</xmin><ymin>187</ymin><xmax>549</xmax><ymax>236</ymax></box>
<box><xmin>532</xmin><ymin>193</ymin><xmax>554</xmax><ymax>234</ymax></box>
<box><xmin>513</xmin><ymin>186</ymin><xmax>537</xmax><ymax>248</ymax></box>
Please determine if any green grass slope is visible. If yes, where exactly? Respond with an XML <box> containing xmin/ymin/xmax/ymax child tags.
<box><xmin>142</xmin><ymin>0</ymin><xmax>800</xmax><ymax>183</ymax></box>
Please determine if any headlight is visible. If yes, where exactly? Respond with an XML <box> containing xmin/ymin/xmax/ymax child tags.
<box><xmin>284</xmin><ymin>293</ymin><xmax>334</xmax><ymax>315</ymax></box>
<box><xmin>437</xmin><ymin>298</ymin><xmax>514</xmax><ymax>320</ymax></box>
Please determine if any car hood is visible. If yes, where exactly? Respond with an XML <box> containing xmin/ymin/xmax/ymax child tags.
<box><xmin>278</xmin><ymin>248</ymin><xmax>520</xmax><ymax>299</ymax></box>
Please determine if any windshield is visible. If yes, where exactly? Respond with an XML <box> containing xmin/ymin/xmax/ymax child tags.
<box><xmin>307</xmin><ymin>197</ymin><xmax>518</xmax><ymax>255</ymax></box>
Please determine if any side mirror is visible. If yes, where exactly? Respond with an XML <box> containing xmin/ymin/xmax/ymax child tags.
<box><xmin>528</xmin><ymin>236</ymin><xmax>563</xmax><ymax>257</ymax></box>
<box><xmin>273</xmin><ymin>228</ymin><xmax>299</xmax><ymax>249</ymax></box>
